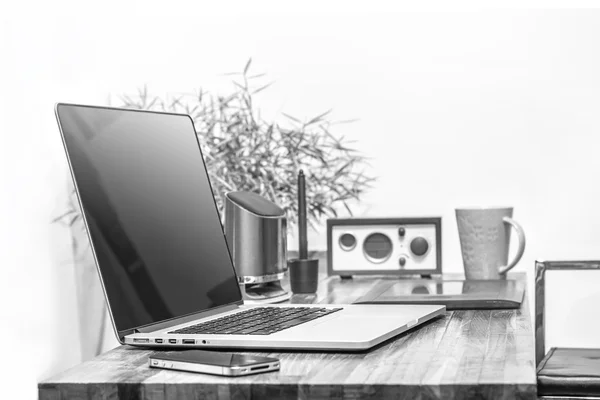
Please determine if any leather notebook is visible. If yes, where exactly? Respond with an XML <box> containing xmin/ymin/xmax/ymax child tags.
<box><xmin>537</xmin><ymin>347</ymin><xmax>600</xmax><ymax>397</ymax></box>
<box><xmin>355</xmin><ymin>278</ymin><xmax>525</xmax><ymax>310</ymax></box>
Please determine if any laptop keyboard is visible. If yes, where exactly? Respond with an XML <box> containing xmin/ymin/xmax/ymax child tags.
<box><xmin>168</xmin><ymin>307</ymin><xmax>343</xmax><ymax>336</ymax></box>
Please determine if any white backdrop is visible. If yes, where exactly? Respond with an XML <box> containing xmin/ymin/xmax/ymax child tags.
<box><xmin>2</xmin><ymin>1</ymin><xmax>600</xmax><ymax>398</ymax></box>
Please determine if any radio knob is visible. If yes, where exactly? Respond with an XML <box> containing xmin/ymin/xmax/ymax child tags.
<box><xmin>399</xmin><ymin>257</ymin><xmax>407</xmax><ymax>267</ymax></box>
<box><xmin>398</xmin><ymin>227</ymin><xmax>406</xmax><ymax>237</ymax></box>
<box><xmin>410</xmin><ymin>237</ymin><xmax>429</xmax><ymax>256</ymax></box>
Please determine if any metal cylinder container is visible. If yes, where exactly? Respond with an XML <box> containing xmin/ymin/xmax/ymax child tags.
<box><xmin>224</xmin><ymin>191</ymin><xmax>287</xmax><ymax>284</ymax></box>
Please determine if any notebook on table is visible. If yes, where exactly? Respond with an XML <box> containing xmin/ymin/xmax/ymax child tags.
<box><xmin>355</xmin><ymin>278</ymin><xmax>525</xmax><ymax>310</ymax></box>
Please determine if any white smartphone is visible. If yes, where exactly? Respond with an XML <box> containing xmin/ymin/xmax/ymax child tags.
<box><xmin>148</xmin><ymin>350</ymin><xmax>280</xmax><ymax>377</ymax></box>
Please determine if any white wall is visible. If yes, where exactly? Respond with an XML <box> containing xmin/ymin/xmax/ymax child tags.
<box><xmin>3</xmin><ymin>2</ymin><xmax>600</xmax><ymax>398</ymax></box>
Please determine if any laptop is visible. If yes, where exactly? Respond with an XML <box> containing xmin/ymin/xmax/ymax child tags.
<box><xmin>55</xmin><ymin>103</ymin><xmax>445</xmax><ymax>351</ymax></box>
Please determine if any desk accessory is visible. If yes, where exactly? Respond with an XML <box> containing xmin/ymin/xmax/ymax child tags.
<box><xmin>355</xmin><ymin>278</ymin><xmax>525</xmax><ymax>310</ymax></box>
<box><xmin>535</xmin><ymin>260</ymin><xmax>600</xmax><ymax>397</ymax></box>
<box><xmin>327</xmin><ymin>218</ymin><xmax>442</xmax><ymax>278</ymax></box>
<box><xmin>456</xmin><ymin>207</ymin><xmax>526</xmax><ymax>280</ymax></box>
<box><xmin>149</xmin><ymin>350</ymin><xmax>280</xmax><ymax>376</ymax></box>
<box><xmin>224</xmin><ymin>191</ymin><xmax>291</xmax><ymax>303</ymax></box>
<box><xmin>288</xmin><ymin>170</ymin><xmax>319</xmax><ymax>293</ymax></box>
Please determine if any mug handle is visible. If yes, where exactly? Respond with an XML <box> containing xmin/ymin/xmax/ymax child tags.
<box><xmin>498</xmin><ymin>217</ymin><xmax>526</xmax><ymax>275</ymax></box>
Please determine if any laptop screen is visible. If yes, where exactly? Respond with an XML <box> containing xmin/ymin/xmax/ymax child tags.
<box><xmin>56</xmin><ymin>104</ymin><xmax>242</xmax><ymax>335</ymax></box>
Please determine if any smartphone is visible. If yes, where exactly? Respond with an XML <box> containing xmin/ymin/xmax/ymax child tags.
<box><xmin>148</xmin><ymin>350</ymin><xmax>280</xmax><ymax>377</ymax></box>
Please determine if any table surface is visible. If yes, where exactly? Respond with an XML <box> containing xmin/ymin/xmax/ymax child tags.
<box><xmin>39</xmin><ymin>269</ymin><xmax>536</xmax><ymax>400</ymax></box>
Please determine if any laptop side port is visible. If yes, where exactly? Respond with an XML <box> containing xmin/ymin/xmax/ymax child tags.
<box><xmin>182</xmin><ymin>339</ymin><xmax>195</xmax><ymax>345</ymax></box>
<box><xmin>155</xmin><ymin>339</ymin><xmax>163</xmax><ymax>344</ymax></box>
<box><xmin>169</xmin><ymin>339</ymin><xmax>177</xmax><ymax>344</ymax></box>
<box><xmin>133</xmin><ymin>338</ymin><xmax>149</xmax><ymax>344</ymax></box>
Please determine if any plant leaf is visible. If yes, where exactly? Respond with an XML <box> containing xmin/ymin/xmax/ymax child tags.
<box><xmin>244</xmin><ymin>58</ymin><xmax>252</xmax><ymax>75</ymax></box>
<box><xmin>282</xmin><ymin>113</ymin><xmax>301</xmax><ymax>123</ymax></box>
<box><xmin>307</xmin><ymin>109</ymin><xmax>332</xmax><ymax>125</ymax></box>
<box><xmin>252</xmin><ymin>82</ymin><xmax>274</xmax><ymax>94</ymax></box>
<box><xmin>247</xmin><ymin>73</ymin><xmax>266</xmax><ymax>80</ymax></box>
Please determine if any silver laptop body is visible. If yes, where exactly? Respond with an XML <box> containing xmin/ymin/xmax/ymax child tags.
<box><xmin>55</xmin><ymin>103</ymin><xmax>445</xmax><ymax>351</ymax></box>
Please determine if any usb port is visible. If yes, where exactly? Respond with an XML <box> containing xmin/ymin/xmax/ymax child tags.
<box><xmin>182</xmin><ymin>339</ymin><xmax>195</xmax><ymax>345</ymax></box>
<box><xmin>169</xmin><ymin>339</ymin><xmax>177</xmax><ymax>344</ymax></box>
<box><xmin>133</xmin><ymin>338</ymin><xmax>149</xmax><ymax>343</ymax></box>
<box><xmin>154</xmin><ymin>339</ymin><xmax>163</xmax><ymax>344</ymax></box>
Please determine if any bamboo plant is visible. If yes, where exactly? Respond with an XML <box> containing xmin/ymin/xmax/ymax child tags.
<box><xmin>55</xmin><ymin>60</ymin><xmax>374</xmax><ymax>233</ymax></box>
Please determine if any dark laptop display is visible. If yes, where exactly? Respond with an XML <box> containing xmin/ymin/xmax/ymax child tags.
<box><xmin>56</xmin><ymin>104</ymin><xmax>242</xmax><ymax>335</ymax></box>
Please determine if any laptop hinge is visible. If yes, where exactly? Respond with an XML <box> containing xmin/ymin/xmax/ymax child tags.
<box><xmin>133</xmin><ymin>302</ymin><xmax>243</xmax><ymax>334</ymax></box>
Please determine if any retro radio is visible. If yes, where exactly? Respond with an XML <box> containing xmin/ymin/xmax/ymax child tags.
<box><xmin>327</xmin><ymin>218</ymin><xmax>442</xmax><ymax>278</ymax></box>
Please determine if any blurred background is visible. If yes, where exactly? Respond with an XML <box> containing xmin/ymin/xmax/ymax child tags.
<box><xmin>3</xmin><ymin>1</ymin><xmax>600</xmax><ymax>398</ymax></box>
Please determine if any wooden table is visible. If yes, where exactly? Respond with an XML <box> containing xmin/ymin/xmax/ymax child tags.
<box><xmin>39</xmin><ymin>272</ymin><xmax>536</xmax><ymax>400</ymax></box>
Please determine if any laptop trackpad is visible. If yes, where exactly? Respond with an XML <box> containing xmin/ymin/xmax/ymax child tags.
<box><xmin>292</xmin><ymin>314</ymin><xmax>409</xmax><ymax>340</ymax></box>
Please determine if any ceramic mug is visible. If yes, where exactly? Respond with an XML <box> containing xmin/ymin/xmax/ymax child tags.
<box><xmin>455</xmin><ymin>207</ymin><xmax>526</xmax><ymax>280</ymax></box>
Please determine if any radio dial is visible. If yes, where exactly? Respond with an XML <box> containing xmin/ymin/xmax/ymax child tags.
<box><xmin>363</xmin><ymin>233</ymin><xmax>393</xmax><ymax>262</ymax></box>
<box><xmin>410</xmin><ymin>237</ymin><xmax>429</xmax><ymax>256</ymax></box>
<box><xmin>339</xmin><ymin>233</ymin><xmax>357</xmax><ymax>251</ymax></box>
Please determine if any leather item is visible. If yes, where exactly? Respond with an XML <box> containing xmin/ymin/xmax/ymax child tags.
<box><xmin>537</xmin><ymin>347</ymin><xmax>600</xmax><ymax>397</ymax></box>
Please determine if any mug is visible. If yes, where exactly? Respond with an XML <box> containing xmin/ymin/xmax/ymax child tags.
<box><xmin>455</xmin><ymin>207</ymin><xmax>526</xmax><ymax>280</ymax></box>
